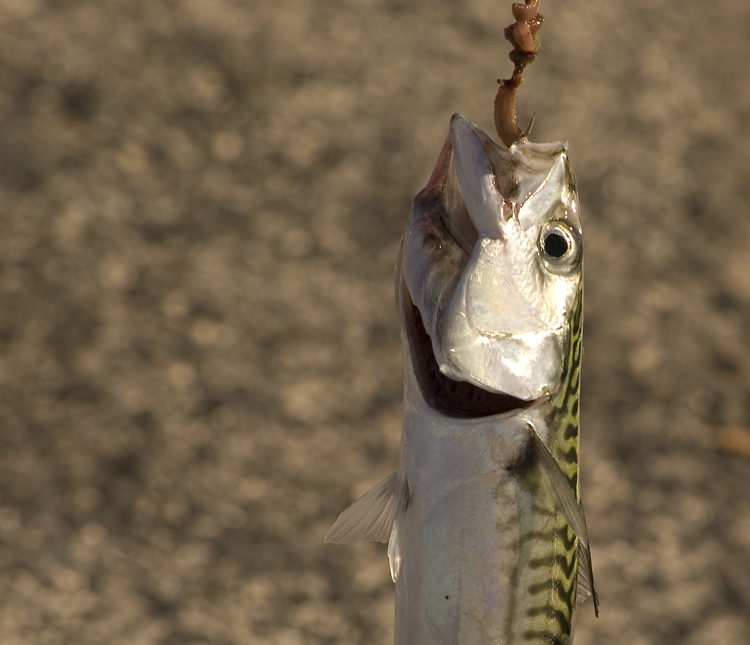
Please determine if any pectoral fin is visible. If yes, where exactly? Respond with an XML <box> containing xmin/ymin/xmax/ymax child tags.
<box><xmin>520</xmin><ymin>427</ymin><xmax>599</xmax><ymax>615</ymax></box>
<box><xmin>521</xmin><ymin>429</ymin><xmax>588</xmax><ymax>542</ymax></box>
<box><xmin>325</xmin><ymin>472</ymin><xmax>409</xmax><ymax>582</ymax></box>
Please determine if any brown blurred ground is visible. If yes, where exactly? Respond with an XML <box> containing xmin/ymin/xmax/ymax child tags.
<box><xmin>1</xmin><ymin>0</ymin><xmax>749</xmax><ymax>643</ymax></box>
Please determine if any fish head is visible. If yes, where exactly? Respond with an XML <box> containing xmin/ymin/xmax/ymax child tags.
<box><xmin>399</xmin><ymin>113</ymin><xmax>582</xmax><ymax>411</ymax></box>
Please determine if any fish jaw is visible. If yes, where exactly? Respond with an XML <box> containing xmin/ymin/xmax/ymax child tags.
<box><xmin>402</xmin><ymin>113</ymin><xmax>582</xmax><ymax>402</ymax></box>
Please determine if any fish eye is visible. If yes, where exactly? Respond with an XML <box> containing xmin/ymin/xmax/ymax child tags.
<box><xmin>543</xmin><ymin>232</ymin><xmax>568</xmax><ymax>258</ymax></box>
<box><xmin>539</xmin><ymin>221</ymin><xmax>581</xmax><ymax>274</ymax></box>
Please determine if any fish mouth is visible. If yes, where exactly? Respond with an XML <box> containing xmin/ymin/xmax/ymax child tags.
<box><xmin>403</xmin><ymin>287</ymin><xmax>534</xmax><ymax>419</ymax></box>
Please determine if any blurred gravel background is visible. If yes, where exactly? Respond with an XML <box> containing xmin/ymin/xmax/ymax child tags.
<box><xmin>1</xmin><ymin>0</ymin><xmax>750</xmax><ymax>643</ymax></box>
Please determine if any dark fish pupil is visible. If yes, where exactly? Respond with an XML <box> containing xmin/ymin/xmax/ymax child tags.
<box><xmin>544</xmin><ymin>232</ymin><xmax>568</xmax><ymax>258</ymax></box>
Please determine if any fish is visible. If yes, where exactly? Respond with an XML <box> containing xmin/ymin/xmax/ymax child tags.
<box><xmin>327</xmin><ymin>1</ymin><xmax>597</xmax><ymax>641</ymax></box>
<box><xmin>325</xmin><ymin>112</ymin><xmax>597</xmax><ymax>644</ymax></box>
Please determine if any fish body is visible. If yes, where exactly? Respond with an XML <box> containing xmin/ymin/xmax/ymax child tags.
<box><xmin>327</xmin><ymin>114</ymin><xmax>595</xmax><ymax>644</ymax></box>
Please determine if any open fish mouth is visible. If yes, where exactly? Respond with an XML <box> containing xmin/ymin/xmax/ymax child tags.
<box><xmin>402</xmin><ymin>284</ymin><xmax>534</xmax><ymax>419</ymax></box>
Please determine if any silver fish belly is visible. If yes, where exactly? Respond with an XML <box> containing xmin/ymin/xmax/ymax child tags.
<box><xmin>327</xmin><ymin>114</ymin><xmax>596</xmax><ymax>645</ymax></box>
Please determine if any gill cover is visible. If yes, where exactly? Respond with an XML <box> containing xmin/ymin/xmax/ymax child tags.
<box><xmin>401</xmin><ymin>114</ymin><xmax>582</xmax><ymax>400</ymax></box>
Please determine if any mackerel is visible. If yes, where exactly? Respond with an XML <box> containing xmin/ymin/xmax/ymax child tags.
<box><xmin>327</xmin><ymin>3</ymin><xmax>597</xmax><ymax>643</ymax></box>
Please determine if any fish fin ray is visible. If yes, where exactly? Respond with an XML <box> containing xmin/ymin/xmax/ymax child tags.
<box><xmin>324</xmin><ymin>472</ymin><xmax>402</xmax><ymax>545</ymax></box>
<box><xmin>576</xmin><ymin>540</ymin><xmax>600</xmax><ymax>617</ymax></box>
